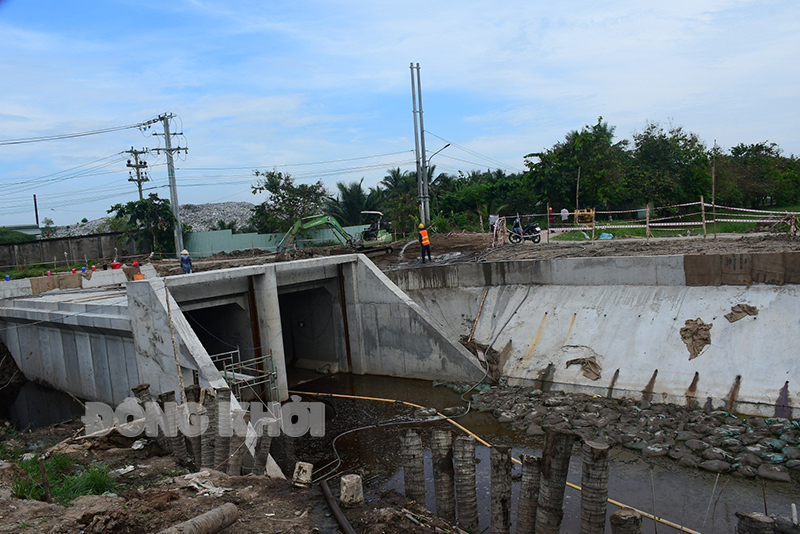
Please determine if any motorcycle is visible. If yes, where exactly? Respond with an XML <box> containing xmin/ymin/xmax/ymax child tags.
<box><xmin>508</xmin><ymin>217</ymin><xmax>541</xmax><ymax>244</ymax></box>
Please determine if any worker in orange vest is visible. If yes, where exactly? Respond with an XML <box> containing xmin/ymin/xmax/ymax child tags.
<box><xmin>418</xmin><ymin>223</ymin><xmax>432</xmax><ymax>263</ymax></box>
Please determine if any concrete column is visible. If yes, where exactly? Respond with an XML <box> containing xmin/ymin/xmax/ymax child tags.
<box><xmin>609</xmin><ymin>508</ymin><xmax>642</xmax><ymax>534</ymax></box>
<box><xmin>252</xmin><ymin>268</ymin><xmax>288</xmax><ymax>401</ymax></box>
<box><xmin>431</xmin><ymin>429</ymin><xmax>455</xmax><ymax>521</ymax></box>
<box><xmin>490</xmin><ymin>446</ymin><xmax>512</xmax><ymax>534</ymax></box>
<box><xmin>400</xmin><ymin>429</ymin><xmax>426</xmax><ymax>504</ymax></box>
<box><xmin>516</xmin><ymin>454</ymin><xmax>541</xmax><ymax>534</ymax></box>
<box><xmin>453</xmin><ymin>435</ymin><xmax>478</xmax><ymax>533</ymax></box>
<box><xmin>580</xmin><ymin>441</ymin><xmax>610</xmax><ymax>534</ymax></box>
<box><xmin>339</xmin><ymin>262</ymin><xmax>365</xmax><ymax>374</ymax></box>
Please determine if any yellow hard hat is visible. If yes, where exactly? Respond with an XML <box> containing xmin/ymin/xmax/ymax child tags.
<box><xmin>419</xmin><ymin>223</ymin><xmax>425</xmax><ymax>229</ymax></box>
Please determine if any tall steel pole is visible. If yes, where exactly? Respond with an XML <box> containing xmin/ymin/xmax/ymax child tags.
<box><xmin>161</xmin><ymin>113</ymin><xmax>184</xmax><ymax>256</ymax></box>
<box><xmin>415</xmin><ymin>63</ymin><xmax>430</xmax><ymax>224</ymax></box>
<box><xmin>410</xmin><ymin>63</ymin><xmax>424</xmax><ymax>224</ymax></box>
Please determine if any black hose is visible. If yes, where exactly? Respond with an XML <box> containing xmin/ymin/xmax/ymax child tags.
<box><xmin>320</xmin><ymin>479</ymin><xmax>357</xmax><ymax>534</ymax></box>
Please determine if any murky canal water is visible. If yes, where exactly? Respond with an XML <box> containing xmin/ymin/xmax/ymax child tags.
<box><xmin>275</xmin><ymin>373</ymin><xmax>798</xmax><ymax>533</ymax></box>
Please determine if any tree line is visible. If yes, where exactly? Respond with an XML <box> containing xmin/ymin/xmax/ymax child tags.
<box><xmin>104</xmin><ymin>117</ymin><xmax>800</xmax><ymax>250</ymax></box>
<box><xmin>245</xmin><ymin>118</ymin><xmax>799</xmax><ymax>235</ymax></box>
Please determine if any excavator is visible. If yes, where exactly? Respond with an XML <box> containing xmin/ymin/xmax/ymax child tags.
<box><xmin>276</xmin><ymin>212</ymin><xmax>393</xmax><ymax>254</ymax></box>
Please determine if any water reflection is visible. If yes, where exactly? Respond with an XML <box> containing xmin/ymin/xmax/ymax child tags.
<box><xmin>285</xmin><ymin>373</ymin><xmax>798</xmax><ymax>533</ymax></box>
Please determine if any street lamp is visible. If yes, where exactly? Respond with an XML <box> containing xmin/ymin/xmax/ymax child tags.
<box><xmin>425</xmin><ymin>143</ymin><xmax>449</xmax><ymax>220</ymax></box>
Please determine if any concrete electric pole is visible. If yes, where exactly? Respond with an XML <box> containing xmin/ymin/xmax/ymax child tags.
<box><xmin>125</xmin><ymin>147</ymin><xmax>150</xmax><ymax>200</ymax></box>
<box><xmin>410</xmin><ymin>63</ymin><xmax>431</xmax><ymax>225</ymax></box>
<box><xmin>151</xmin><ymin>113</ymin><xmax>187</xmax><ymax>257</ymax></box>
<box><xmin>410</xmin><ymin>63</ymin><xmax>424</xmax><ymax>224</ymax></box>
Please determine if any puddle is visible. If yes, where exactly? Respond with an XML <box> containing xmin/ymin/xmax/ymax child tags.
<box><xmin>278</xmin><ymin>373</ymin><xmax>798</xmax><ymax>533</ymax></box>
<box><xmin>0</xmin><ymin>380</ymin><xmax>85</xmax><ymax>430</ymax></box>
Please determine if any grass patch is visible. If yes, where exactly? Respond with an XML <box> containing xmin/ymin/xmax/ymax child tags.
<box><xmin>11</xmin><ymin>454</ymin><xmax>116</xmax><ymax>504</ymax></box>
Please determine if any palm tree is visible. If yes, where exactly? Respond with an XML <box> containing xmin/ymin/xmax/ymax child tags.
<box><xmin>326</xmin><ymin>178</ymin><xmax>382</xmax><ymax>226</ymax></box>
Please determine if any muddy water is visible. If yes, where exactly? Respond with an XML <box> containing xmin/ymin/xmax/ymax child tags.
<box><xmin>276</xmin><ymin>373</ymin><xmax>798</xmax><ymax>534</ymax></box>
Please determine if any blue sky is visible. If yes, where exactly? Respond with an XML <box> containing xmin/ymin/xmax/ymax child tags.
<box><xmin>1</xmin><ymin>0</ymin><xmax>798</xmax><ymax>227</ymax></box>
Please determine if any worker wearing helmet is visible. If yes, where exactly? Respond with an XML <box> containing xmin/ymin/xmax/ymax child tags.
<box><xmin>418</xmin><ymin>223</ymin><xmax>432</xmax><ymax>263</ymax></box>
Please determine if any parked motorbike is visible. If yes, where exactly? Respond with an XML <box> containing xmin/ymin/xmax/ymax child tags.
<box><xmin>508</xmin><ymin>217</ymin><xmax>541</xmax><ymax>244</ymax></box>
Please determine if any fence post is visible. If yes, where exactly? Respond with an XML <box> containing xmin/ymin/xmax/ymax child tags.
<box><xmin>431</xmin><ymin>429</ymin><xmax>456</xmax><ymax>521</ymax></box>
<box><xmin>546</xmin><ymin>204</ymin><xmax>551</xmax><ymax>243</ymax></box>
<box><xmin>700</xmin><ymin>196</ymin><xmax>707</xmax><ymax>239</ymax></box>
<box><xmin>645</xmin><ymin>204</ymin><xmax>651</xmax><ymax>243</ymax></box>
<box><xmin>591</xmin><ymin>208</ymin><xmax>596</xmax><ymax>242</ymax></box>
<box><xmin>515</xmin><ymin>454</ymin><xmax>541</xmax><ymax>534</ymax></box>
<box><xmin>453</xmin><ymin>435</ymin><xmax>478</xmax><ymax>533</ymax></box>
<box><xmin>490</xmin><ymin>446</ymin><xmax>512</xmax><ymax>534</ymax></box>
<box><xmin>580</xmin><ymin>440</ymin><xmax>610</xmax><ymax>534</ymax></box>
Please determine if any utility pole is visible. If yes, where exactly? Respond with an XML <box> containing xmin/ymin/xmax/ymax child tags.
<box><xmin>152</xmin><ymin>113</ymin><xmax>187</xmax><ymax>257</ymax></box>
<box><xmin>415</xmin><ymin>63</ymin><xmax>430</xmax><ymax>224</ymax></box>
<box><xmin>33</xmin><ymin>194</ymin><xmax>39</xmax><ymax>226</ymax></box>
<box><xmin>125</xmin><ymin>147</ymin><xmax>150</xmax><ymax>200</ymax></box>
<box><xmin>410</xmin><ymin>63</ymin><xmax>424</xmax><ymax>224</ymax></box>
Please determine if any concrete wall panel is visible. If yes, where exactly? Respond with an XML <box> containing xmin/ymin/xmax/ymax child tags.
<box><xmin>74</xmin><ymin>331</ymin><xmax>98</xmax><ymax>400</ymax></box>
<box><xmin>408</xmin><ymin>282</ymin><xmax>800</xmax><ymax>415</ymax></box>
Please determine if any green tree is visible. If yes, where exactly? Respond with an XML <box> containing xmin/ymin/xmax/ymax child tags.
<box><xmin>379</xmin><ymin>167</ymin><xmax>419</xmax><ymax>234</ymax></box>
<box><xmin>250</xmin><ymin>170</ymin><xmax>329</xmax><ymax>233</ymax></box>
<box><xmin>629</xmin><ymin>122</ymin><xmax>709</xmax><ymax>207</ymax></box>
<box><xmin>325</xmin><ymin>178</ymin><xmax>383</xmax><ymax>226</ymax></box>
<box><xmin>524</xmin><ymin>117</ymin><xmax>629</xmax><ymax>210</ymax></box>
<box><xmin>108</xmin><ymin>194</ymin><xmax>176</xmax><ymax>253</ymax></box>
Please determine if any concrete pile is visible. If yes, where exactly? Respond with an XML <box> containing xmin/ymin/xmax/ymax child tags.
<box><xmin>470</xmin><ymin>386</ymin><xmax>800</xmax><ymax>481</ymax></box>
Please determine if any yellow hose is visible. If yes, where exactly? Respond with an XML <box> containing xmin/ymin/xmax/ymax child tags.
<box><xmin>290</xmin><ymin>389</ymin><xmax>701</xmax><ymax>534</ymax></box>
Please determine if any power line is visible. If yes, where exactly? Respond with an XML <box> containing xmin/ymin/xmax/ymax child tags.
<box><xmin>176</xmin><ymin>150</ymin><xmax>415</xmax><ymax>171</ymax></box>
<box><xmin>425</xmin><ymin>130</ymin><xmax>523</xmax><ymax>173</ymax></box>
<box><xmin>0</xmin><ymin>118</ymin><xmax>159</xmax><ymax>147</ymax></box>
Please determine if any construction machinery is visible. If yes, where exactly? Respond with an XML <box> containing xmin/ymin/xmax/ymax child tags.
<box><xmin>276</xmin><ymin>212</ymin><xmax>393</xmax><ymax>253</ymax></box>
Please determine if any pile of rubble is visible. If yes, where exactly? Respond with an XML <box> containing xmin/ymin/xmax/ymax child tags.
<box><xmin>51</xmin><ymin>202</ymin><xmax>256</xmax><ymax>237</ymax></box>
<box><xmin>470</xmin><ymin>386</ymin><xmax>800</xmax><ymax>481</ymax></box>
<box><xmin>179</xmin><ymin>202</ymin><xmax>254</xmax><ymax>232</ymax></box>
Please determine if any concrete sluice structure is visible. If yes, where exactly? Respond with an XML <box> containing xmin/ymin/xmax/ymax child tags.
<box><xmin>0</xmin><ymin>251</ymin><xmax>796</xmax><ymax>432</ymax></box>
<box><xmin>0</xmin><ymin>255</ymin><xmax>484</xmax><ymax>408</ymax></box>
<box><xmin>388</xmin><ymin>252</ymin><xmax>800</xmax><ymax>417</ymax></box>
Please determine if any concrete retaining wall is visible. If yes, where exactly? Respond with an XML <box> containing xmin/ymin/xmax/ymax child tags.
<box><xmin>391</xmin><ymin>254</ymin><xmax>800</xmax><ymax>416</ymax></box>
